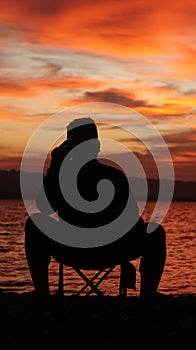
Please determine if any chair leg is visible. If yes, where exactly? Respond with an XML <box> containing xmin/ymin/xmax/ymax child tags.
<box><xmin>73</xmin><ymin>266</ymin><xmax>116</xmax><ymax>297</ymax></box>
<box><xmin>119</xmin><ymin>285</ymin><xmax>127</xmax><ymax>297</ymax></box>
<box><xmin>85</xmin><ymin>266</ymin><xmax>116</xmax><ymax>297</ymax></box>
<box><xmin>58</xmin><ymin>262</ymin><xmax>64</xmax><ymax>296</ymax></box>
<box><xmin>73</xmin><ymin>267</ymin><xmax>106</xmax><ymax>298</ymax></box>
<box><xmin>76</xmin><ymin>269</ymin><xmax>104</xmax><ymax>296</ymax></box>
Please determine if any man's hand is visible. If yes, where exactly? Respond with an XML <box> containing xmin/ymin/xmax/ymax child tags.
<box><xmin>49</xmin><ymin>141</ymin><xmax>68</xmax><ymax>171</ymax></box>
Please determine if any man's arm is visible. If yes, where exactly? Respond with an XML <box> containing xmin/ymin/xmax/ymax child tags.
<box><xmin>36</xmin><ymin>141</ymin><xmax>67</xmax><ymax>214</ymax></box>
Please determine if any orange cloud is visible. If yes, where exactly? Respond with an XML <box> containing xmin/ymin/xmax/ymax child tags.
<box><xmin>0</xmin><ymin>108</ymin><xmax>23</xmax><ymax>122</ymax></box>
<box><xmin>0</xmin><ymin>77</ymin><xmax>39</xmax><ymax>98</ymax></box>
<box><xmin>1</xmin><ymin>1</ymin><xmax>196</xmax><ymax>58</ymax></box>
<box><xmin>165</xmin><ymin>44</ymin><xmax>196</xmax><ymax>79</ymax></box>
<box><xmin>0</xmin><ymin>75</ymin><xmax>107</xmax><ymax>99</ymax></box>
<box><xmin>34</xmin><ymin>76</ymin><xmax>104</xmax><ymax>91</ymax></box>
<box><xmin>157</xmin><ymin>98</ymin><xmax>196</xmax><ymax>107</ymax></box>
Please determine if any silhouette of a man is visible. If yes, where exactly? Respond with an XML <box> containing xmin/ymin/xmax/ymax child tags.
<box><xmin>25</xmin><ymin>117</ymin><xmax>166</xmax><ymax>310</ymax></box>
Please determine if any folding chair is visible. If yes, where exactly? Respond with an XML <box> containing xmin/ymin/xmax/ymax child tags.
<box><xmin>54</xmin><ymin>231</ymin><xmax>138</xmax><ymax>316</ymax></box>
<box><xmin>57</xmin><ymin>259</ymin><xmax>136</xmax><ymax>308</ymax></box>
<box><xmin>57</xmin><ymin>262</ymin><xmax>117</xmax><ymax>298</ymax></box>
<box><xmin>56</xmin><ymin>262</ymin><xmax>123</xmax><ymax>316</ymax></box>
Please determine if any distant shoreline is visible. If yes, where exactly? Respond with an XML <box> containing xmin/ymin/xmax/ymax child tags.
<box><xmin>0</xmin><ymin>198</ymin><xmax>196</xmax><ymax>202</ymax></box>
<box><xmin>0</xmin><ymin>169</ymin><xmax>196</xmax><ymax>201</ymax></box>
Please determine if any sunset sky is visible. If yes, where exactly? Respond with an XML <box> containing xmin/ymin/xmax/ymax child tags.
<box><xmin>0</xmin><ymin>0</ymin><xmax>196</xmax><ymax>181</ymax></box>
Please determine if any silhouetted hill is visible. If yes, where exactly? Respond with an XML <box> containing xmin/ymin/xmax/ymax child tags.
<box><xmin>129</xmin><ymin>177</ymin><xmax>196</xmax><ymax>201</ymax></box>
<box><xmin>0</xmin><ymin>170</ymin><xmax>43</xmax><ymax>199</ymax></box>
<box><xmin>0</xmin><ymin>169</ymin><xmax>195</xmax><ymax>201</ymax></box>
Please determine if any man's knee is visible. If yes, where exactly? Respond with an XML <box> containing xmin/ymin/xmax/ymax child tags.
<box><xmin>146</xmin><ymin>222</ymin><xmax>166</xmax><ymax>242</ymax></box>
<box><xmin>25</xmin><ymin>213</ymin><xmax>41</xmax><ymax>236</ymax></box>
<box><xmin>155</xmin><ymin>224</ymin><xmax>166</xmax><ymax>244</ymax></box>
<box><xmin>25</xmin><ymin>213</ymin><xmax>41</xmax><ymax>225</ymax></box>
<box><xmin>25</xmin><ymin>213</ymin><xmax>51</xmax><ymax>246</ymax></box>
<box><xmin>25</xmin><ymin>213</ymin><xmax>55</xmax><ymax>259</ymax></box>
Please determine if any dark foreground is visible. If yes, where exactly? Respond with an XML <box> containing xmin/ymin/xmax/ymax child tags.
<box><xmin>0</xmin><ymin>290</ymin><xmax>195</xmax><ymax>349</ymax></box>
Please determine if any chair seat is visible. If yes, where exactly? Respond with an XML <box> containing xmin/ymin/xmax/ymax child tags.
<box><xmin>53</xmin><ymin>232</ymin><xmax>141</xmax><ymax>270</ymax></box>
<box><xmin>55</xmin><ymin>256</ymin><xmax>119</xmax><ymax>270</ymax></box>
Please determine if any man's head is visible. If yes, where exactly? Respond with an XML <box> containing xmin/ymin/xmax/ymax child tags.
<box><xmin>66</xmin><ymin>117</ymin><xmax>100</xmax><ymax>157</ymax></box>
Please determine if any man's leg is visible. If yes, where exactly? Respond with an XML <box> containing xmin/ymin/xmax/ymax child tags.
<box><xmin>139</xmin><ymin>223</ymin><xmax>166</xmax><ymax>305</ymax></box>
<box><xmin>25</xmin><ymin>213</ymin><xmax>55</xmax><ymax>298</ymax></box>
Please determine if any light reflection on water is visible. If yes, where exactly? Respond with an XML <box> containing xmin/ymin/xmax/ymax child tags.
<box><xmin>0</xmin><ymin>199</ymin><xmax>195</xmax><ymax>296</ymax></box>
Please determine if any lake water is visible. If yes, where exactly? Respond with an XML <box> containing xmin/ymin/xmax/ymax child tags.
<box><xmin>0</xmin><ymin>199</ymin><xmax>195</xmax><ymax>296</ymax></box>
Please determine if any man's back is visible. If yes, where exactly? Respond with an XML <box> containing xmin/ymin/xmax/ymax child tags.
<box><xmin>58</xmin><ymin>158</ymin><xmax>139</xmax><ymax>228</ymax></box>
<box><xmin>39</xmin><ymin>157</ymin><xmax>139</xmax><ymax>228</ymax></box>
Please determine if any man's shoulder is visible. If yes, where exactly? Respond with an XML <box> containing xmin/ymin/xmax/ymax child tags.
<box><xmin>96</xmin><ymin>159</ymin><xmax>127</xmax><ymax>178</ymax></box>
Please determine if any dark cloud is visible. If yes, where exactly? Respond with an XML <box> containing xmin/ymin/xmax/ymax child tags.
<box><xmin>84</xmin><ymin>89</ymin><xmax>149</xmax><ymax>108</ymax></box>
<box><xmin>163</xmin><ymin>129</ymin><xmax>195</xmax><ymax>145</ymax></box>
<box><xmin>43</xmin><ymin>63</ymin><xmax>63</xmax><ymax>77</ymax></box>
<box><xmin>184</xmin><ymin>89</ymin><xmax>196</xmax><ymax>96</ymax></box>
<box><xmin>3</xmin><ymin>0</ymin><xmax>68</xmax><ymax>16</ymax></box>
<box><xmin>1</xmin><ymin>0</ymin><xmax>107</xmax><ymax>16</ymax></box>
<box><xmin>0</xmin><ymin>78</ymin><xmax>36</xmax><ymax>97</ymax></box>
<box><xmin>154</xmin><ymin>83</ymin><xmax>178</xmax><ymax>93</ymax></box>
